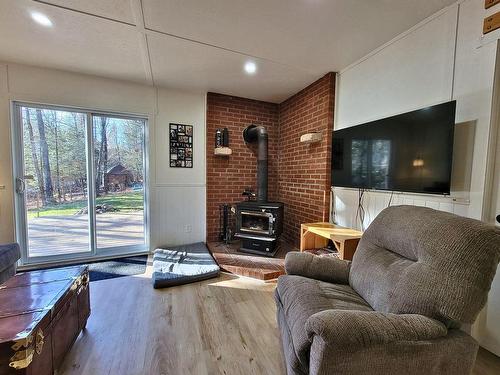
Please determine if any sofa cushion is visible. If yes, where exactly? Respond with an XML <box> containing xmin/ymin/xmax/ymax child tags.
<box><xmin>276</xmin><ymin>275</ymin><xmax>372</xmax><ymax>372</ymax></box>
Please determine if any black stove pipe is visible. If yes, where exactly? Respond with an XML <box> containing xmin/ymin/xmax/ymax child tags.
<box><xmin>243</xmin><ymin>124</ymin><xmax>268</xmax><ymax>202</ymax></box>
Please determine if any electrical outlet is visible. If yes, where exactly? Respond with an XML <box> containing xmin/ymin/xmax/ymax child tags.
<box><xmin>185</xmin><ymin>224</ymin><xmax>192</xmax><ymax>233</ymax></box>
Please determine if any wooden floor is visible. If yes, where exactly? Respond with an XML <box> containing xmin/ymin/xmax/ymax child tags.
<box><xmin>59</xmin><ymin>272</ymin><xmax>285</xmax><ymax>375</ymax></box>
<box><xmin>207</xmin><ymin>240</ymin><xmax>294</xmax><ymax>280</ymax></box>
<box><xmin>59</xmin><ymin>270</ymin><xmax>500</xmax><ymax>375</ymax></box>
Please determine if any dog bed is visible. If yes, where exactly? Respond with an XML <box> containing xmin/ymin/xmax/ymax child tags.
<box><xmin>152</xmin><ymin>242</ymin><xmax>220</xmax><ymax>289</ymax></box>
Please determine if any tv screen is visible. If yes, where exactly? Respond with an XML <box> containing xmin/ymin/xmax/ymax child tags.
<box><xmin>332</xmin><ymin>101</ymin><xmax>456</xmax><ymax>195</ymax></box>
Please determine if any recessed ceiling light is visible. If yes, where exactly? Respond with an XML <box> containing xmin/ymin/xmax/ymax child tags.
<box><xmin>31</xmin><ymin>12</ymin><xmax>53</xmax><ymax>27</ymax></box>
<box><xmin>244</xmin><ymin>61</ymin><xmax>257</xmax><ymax>75</ymax></box>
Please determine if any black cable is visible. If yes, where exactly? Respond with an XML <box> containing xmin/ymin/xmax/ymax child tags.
<box><xmin>360</xmin><ymin>189</ymin><xmax>365</xmax><ymax>228</ymax></box>
<box><xmin>388</xmin><ymin>191</ymin><xmax>394</xmax><ymax>207</ymax></box>
<box><xmin>356</xmin><ymin>188</ymin><xmax>365</xmax><ymax>230</ymax></box>
<box><xmin>355</xmin><ymin>188</ymin><xmax>360</xmax><ymax>226</ymax></box>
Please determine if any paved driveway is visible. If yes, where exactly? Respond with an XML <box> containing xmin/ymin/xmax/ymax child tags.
<box><xmin>27</xmin><ymin>211</ymin><xmax>145</xmax><ymax>257</ymax></box>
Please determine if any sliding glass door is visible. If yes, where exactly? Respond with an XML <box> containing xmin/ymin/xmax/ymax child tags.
<box><xmin>92</xmin><ymin>115</ymin><xmax>145</xmax><ymax>251</ymax></box>
<box><xmin>12</xmin><ymin>103</ymin><xmax>147</xmax><ymax>265</ymax></box>
<box><xmin>17</xmin><ymin>106</ymin><xmax>91</xmax><ymax>260</ymax></box>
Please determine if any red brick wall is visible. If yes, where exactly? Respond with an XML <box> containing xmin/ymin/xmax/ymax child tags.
<box><xmin>277</xmin><ymin>73</ymin><xmax>335</xmax><ymax>246</ymax></box>
<box><xmin>206</xmin><ymin>73</ymin><xmax>335</xmax><ymax>246</ymax></box>
<box><xmin>206</xmin><ymin>93</ymin><xmax>279</xmax><ymax>242</ymax></box>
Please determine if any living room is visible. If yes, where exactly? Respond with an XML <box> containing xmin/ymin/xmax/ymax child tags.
<box><xmin>0</xmin><ymin>0</ymin><xmax>500</xmax><ymax>374</ymax></box>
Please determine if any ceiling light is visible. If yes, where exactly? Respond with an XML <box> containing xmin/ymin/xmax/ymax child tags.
<box><xmin>244</xmin><ymin>61</ymin><xmax>257</xmax><ymax>75</ymax></box>
<box><xmin>31</xmin><ymin>12</ymin><xmax>53</xmax><ymax>27</ymax></box>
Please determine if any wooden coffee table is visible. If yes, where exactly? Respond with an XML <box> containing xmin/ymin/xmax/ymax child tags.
<box><xmin>0</xmin><ymin>265</ymin><xmax>90</xmax><ymax>375</ymax></box>
<box><xmin>300</xmin><ymin>222</ymin><xmax>363</xmax><ymax>260</ymax></box>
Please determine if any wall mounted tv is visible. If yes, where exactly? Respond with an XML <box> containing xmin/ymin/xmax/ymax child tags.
<box><xmin>332</xmin><ymin>101</ymin><xmax>456</xmax><ymax>195</ymax></box>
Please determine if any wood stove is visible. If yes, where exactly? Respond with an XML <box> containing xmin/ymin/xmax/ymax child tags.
<box><xmin>234</xmin><ymin>124</ymin><xmax>284</xmax><ymax>257</ymax></box>
<box><xmin>235</xmin><ymin>201</ymin><xmax>284</xmax><ymax>256</ymax></box>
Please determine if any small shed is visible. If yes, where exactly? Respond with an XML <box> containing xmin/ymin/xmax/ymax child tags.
<box><xmin>105</xmin><ymin>164</ymin><xmax>133</xmax><ymax>191</ymax></box>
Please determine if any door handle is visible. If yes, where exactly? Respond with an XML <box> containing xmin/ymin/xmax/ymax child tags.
<box><xmin>15</xmin><ymin>178</ymin><xmax>25</xmax><ymax>194</ymax></box>
<box><xmin>15</xmin><ymin>176</ymin><xmax>34</xmax><ymax>194</ymax></box>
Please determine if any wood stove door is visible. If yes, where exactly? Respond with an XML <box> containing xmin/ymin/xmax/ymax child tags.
<box><xmin>240</xmin><ymin>211</ymin><xmax>273</xmax><ymax>236</ymax></box>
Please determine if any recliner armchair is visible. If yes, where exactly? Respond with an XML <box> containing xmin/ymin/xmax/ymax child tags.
<box><xmin>275</xmin><ymin>206</ymin><xmax>500</xmax><ymax>375</ymax></box>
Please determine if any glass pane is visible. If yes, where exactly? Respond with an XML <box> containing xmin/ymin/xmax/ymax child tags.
<box><xmin>21</xmin><ymin>106</ymin><xmax>90</xmax><ymax>257</ymax></box>
<box><xmin>242</xmin><ymin>214</ymin><xmax>270</xmax><ymax>232</ymax></box>
<box><xmin>93</xmin><ymin>116</ymin><xmax>145</xmax><ymax>250</ymax></box>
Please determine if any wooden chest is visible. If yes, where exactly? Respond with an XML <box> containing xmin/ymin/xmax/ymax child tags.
<box><xmin>0</xmin><ymin>265</ymin><xmax>90</xmax><ymax>374</ymax></box>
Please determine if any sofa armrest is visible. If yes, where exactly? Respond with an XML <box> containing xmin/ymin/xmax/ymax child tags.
<box><xmin>306</xmin><ymin>310</ymin><xmax>448</xmax><ymax>347</ymax></box>
<box><xmin>284</xmin><ymin>251</ymin><xmax>351</xmax><ymax>284</ymax></box>
<box><xmin>0</xmin><ymin>243</ymin><xmax>21</xmax><ymax>284</ymax></box>
<box><xmin>0</xmin><ymin>243</ymin><xmax>20</xmax><ymax>272</ymax></box>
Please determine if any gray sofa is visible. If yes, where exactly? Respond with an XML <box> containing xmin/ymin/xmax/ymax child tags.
<box><xmin>276</xmin><ymin>206</ymin><xmax>500</xmax><ymax>375</ymax></box>
<box><xmin>0</xmin><ymin>243</ymin><xmax>20</xmax><ymax>284</ymax></box>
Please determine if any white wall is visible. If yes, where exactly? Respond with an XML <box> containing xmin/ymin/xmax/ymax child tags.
<box><xmin>335</xmin><ymin>0</ymin><xmax>498</xmax><ymax>226</ymax></box>
<box><xmin>334</xmin><ymin>0</ymin><xmax>500</xmax><ymax>355</ymax></box>
<box><xmin>0</xmin><ymin>62</ymin><xmax>206</xmax><ymax>250</ymax></box>
<box><xmin>150</xmin><ymin>88</ymin><xmax>206</xmax><ymax>248</ymax></box>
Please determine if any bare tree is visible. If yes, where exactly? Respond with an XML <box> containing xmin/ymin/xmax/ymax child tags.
<box><xmin>36</xmin><ymin>109</ymin><xmax>55</xmax><ymax>205</ymax></box>
<box><xmin>70</xmin><ymin>113</ymin><xmax>87</xmax><ymax>198</ymax></box>
<box><xmin>96</xmin><ymin>117</ymin><xmax>108</xmax><ymax>196</ymax></box>
<box><xmin>51</xmin><ymin>111</ymin><xmax>63</xmax><ymax>202</ymax></box>
<box><xmin>24</xmin><ymin>108</ymin><xmax>45</xmax><ymax>203</ymax></box>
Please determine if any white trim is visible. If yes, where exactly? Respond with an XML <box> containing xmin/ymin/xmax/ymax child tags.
<box><xmin>331</xmin><ymin>186</ymin><xmax>470</xmax><ymax>205</ymax></box>
<box><xmin>11</xmin><ymin>101</ymin><xmax>150</xmax><ymax>267</ymax></box>
<box><xmin>450</xmin><ymin>3</ymin><xmax>460</xmax><ymax>101</ymax></box>
<box><xmin>8</xmin><ymin>99</ymin><xmax>150</xmax><ymax>119</ymax></box>
<box><xmin>10</xmin><ymin>101</ymin><xmax>27</xmax><ymax>264</ymax></box>
<box><xmin>18</xmin><ymin>250</ymin><xmax>150</xmax><ymax>271</ymax></box>
<box><xmin>482</xmin><ymin>41</ymin><xmax>500</xmax><ymax>222</ymax></box>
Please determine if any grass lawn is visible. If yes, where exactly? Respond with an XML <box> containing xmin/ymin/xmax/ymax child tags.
<box><xmin>28</xmin><ymin>191</ymin><xmax>144</xmax><ymax>218</ymax></box>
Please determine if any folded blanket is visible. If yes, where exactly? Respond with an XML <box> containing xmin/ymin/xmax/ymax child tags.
<box><xmin>152</xmin><ymin>242</ymin><xmax>220</xmax><ymax>289</ymax></box>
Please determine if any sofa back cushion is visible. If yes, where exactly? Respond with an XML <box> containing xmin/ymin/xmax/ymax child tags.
<box><xmin>349</xmin><ymin>206</ymin><xmax>500</xmax><ymax>324</ymax></box>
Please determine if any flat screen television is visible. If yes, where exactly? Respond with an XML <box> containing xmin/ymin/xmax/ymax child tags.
<box><xmin>332</xmin><ymin>101</ymin><xmax>456</xmax><ymax>195</ymax></box>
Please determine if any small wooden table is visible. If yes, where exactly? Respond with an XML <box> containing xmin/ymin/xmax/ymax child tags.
<box><xmin>300</xmin><ymin>223</ymin><xmax>363</xmax><ymax>260</ymax></box>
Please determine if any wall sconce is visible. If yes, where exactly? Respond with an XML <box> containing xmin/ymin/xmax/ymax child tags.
<box><xmin>412</xmin><ymin>158</ymin><xmax>424</xmax><ymax>167</ymax></box>
<box><xmin>300</xmin><ymin>132</ymin><xmax>322</xmax><ymax>144</ymax></box>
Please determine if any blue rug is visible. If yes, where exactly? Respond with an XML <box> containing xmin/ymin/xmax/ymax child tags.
<box><xmin>88</xmin><ymin>255</ymin><xmax>147</xmax><ymax>282</ymax></box>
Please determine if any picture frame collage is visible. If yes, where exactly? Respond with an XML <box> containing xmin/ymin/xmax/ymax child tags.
<box><xmin>169</xmin><ymin>123</ymin><xmax>193</xmax><ymax>168</ymax></box>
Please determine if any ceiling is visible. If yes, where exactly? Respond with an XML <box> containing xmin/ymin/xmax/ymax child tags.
<box><xmin>0</xmin><ymin>0</ymin><xmax>457</xmax><ymax>103</ymax></box>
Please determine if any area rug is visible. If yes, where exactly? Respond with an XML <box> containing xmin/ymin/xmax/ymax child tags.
<box><xmin>88</xmin><ymin>255</ymin><xmax>147</xmax><ymax>282</ymax></box>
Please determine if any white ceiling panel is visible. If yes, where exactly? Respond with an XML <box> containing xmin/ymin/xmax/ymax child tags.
<box><xmin>148</xmin><ymin>33</ymin><xmax>318</xmax><ymax>103</ymax></box>
<box><xmin>0</xmin><ymin>0</ymin><xmax>458</xmax><ymax>101</ymax></box>
<box><xmin>36</xmin><ymin>0</ymin><xmax>136</xmax><ymax>24</ymax></box>
<box><xmin>0</xmin><ymin>0</ymin><xmax>148</xmax><ymax>84</ymax></box>
<box><xmin>142</xmin><ymin>0</ymin><xmax>457</xmax><ymax>72</ymax></box>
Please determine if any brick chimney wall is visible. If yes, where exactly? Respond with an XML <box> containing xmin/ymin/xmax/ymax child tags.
<box><xmin>278</xmin><ymin>73</ymin><xmax>335</xmax><ymax>246</ymax></box>
<box><xmin>206</xmin><ymin>93</ymin><xmax>279</xmax><ymax>242</ymax></box>
<box><xmin>206</xmin><ymin>73</ymin><xmax>335</xmax><ymax>246</ymax></box>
